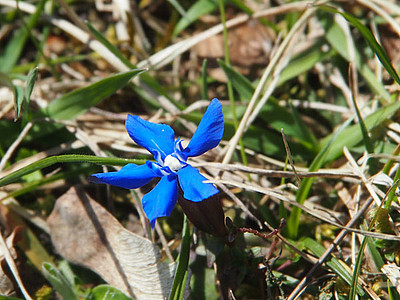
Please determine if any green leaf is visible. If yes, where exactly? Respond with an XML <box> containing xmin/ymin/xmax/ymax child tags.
<box><xmin>320</xmin><ymin>100</ymin><xmax>400</xmax><ymax>163</ymax></box>
<box><xmin>218</xmin><ymin>59</ymin><xmax>254</xmax><ymax>100</ymax></box>
<box><xmin>43</xmin><ymin>69</ymin><xmax>144</xmax><ymax>120</ymax></box>
<box><xmin>278</xmin><ymin>41</ymin><xmax>333</xmax><ymax>85</ymax></box>
<box><xmin>0</xmin><ymin>154</ymin><xmax>145</xmax><ymax>188</ymax></box>
<box><xmin>321</xmin><ymin>5</ymin><xmax>400</xmax><ymax>86</ymax></box>
<box><xmin>173</xmin><ymin>0</ymin><xmax>219</xmax><ymax>37</ymax></box>
<box><xmin>169</xmin><ymin>215</ymin><xmax>192</xmax><ymax>300</ymax></box>
<box><xmin>0</xmin><ymin>0</ymin><xmax>46</xmax><ymax>72</ymax></box>
<box><xmin>302</xmin><ymin>238</ymin><xmax>365</xmax><ymax>297</ymax></box>
<box><xmin>24</xmin><ymin>67</ymin><xmax>39</xmax><ymax>106</ymax></box>
<box><xmin>201</xmin><ymin>59</ymin><xmax>208</xmax><ymax>100</ymax></box>
<box><xmin>286</xmin><ymin>116</ymin><xmax>354</xmax><ymax>238</ymax></box>
<box><xmin>88</xmin><ymin>285</ymin><xmax>133</xmax><ymax>300</ymax></box>
<box><xmin>322</xmin><ymin>14</ymin><xmax>391</xmax><ymax>102</ymax></box>
<box><xmin>14</xmin><ymin>85</ymin><xmax>24</xmax><ymax>120</ymax></box>
<box><xmin>86</xmin><ymin>22</ymin><xmax>135</xmax><ymax>69</ymax></box>
<box><xmin>42</xmin><ymin>262</ymin><xmax>78</xmax><ymax>300</ymax></box>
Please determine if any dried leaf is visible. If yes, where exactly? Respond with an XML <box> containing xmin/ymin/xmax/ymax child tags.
<box><xmin>47</xmin><ymin>186</ymin><xmax>188</xmax><ymax>299</ymax></box>
<box><xmin>382</xmin><ymin>263</ymin><xmax>400</xmax><ymax>294</ymax></box>
<box><xmin>0</xmin><ymin>227</ymin><xmax>23</xmax><ymax>297</ymax></box>
<box><xmin>193</xmin><ymin>20</ymin><xmax>274</xmax><ymax>67</ymax></box>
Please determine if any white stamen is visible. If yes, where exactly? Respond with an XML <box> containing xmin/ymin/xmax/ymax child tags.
<box><xmin>164</xmin><ymin>155</ymin><xmax>183</xmax><ymax>171</ymax></box>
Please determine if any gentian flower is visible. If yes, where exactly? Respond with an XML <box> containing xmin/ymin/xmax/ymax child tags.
<box><xmin>90</xmin><ymin>98</ymin><xmax>224</xmax><ymax>228</ymax></box>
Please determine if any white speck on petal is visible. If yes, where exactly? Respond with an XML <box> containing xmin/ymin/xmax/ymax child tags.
<box><xmin>164</xmin><ymin>155</ymin><xmax>183</xmax><ymax>172</ymax></box>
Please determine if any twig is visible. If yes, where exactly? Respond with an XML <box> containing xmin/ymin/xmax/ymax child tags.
<box><xmin>155</xmin><ymin>222</ymin><xmax>174</xmax><ymax>263</ymax></box>
<box><xmin>192</xmin><ymin>162</ymin><xmax>360</xmax><ymax>180</ymax></box>
<box><xmin>209</xmin><ymin>179</ymin><xmax>400</xmax><ymax>241</ymax></box>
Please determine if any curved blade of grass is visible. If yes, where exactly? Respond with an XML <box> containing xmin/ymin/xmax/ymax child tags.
<box><xmin>43</xmin><ymin>69</ymin><xmax>144</xmax><ymax>120</ymax></box>
<box><xmin>287</xmin><ymin>116</ymin><xmax>354</xmax><ymax>238</ymax></box>
<box><xmin>169</xmin><ymin>215</ymin><xmax>192</xmax><ymax>300</ymax></box>
<box><xmin>0</xmin><ymin>155</ymin><xmax>145</xmax><ymax>187</ymax></box>
<box><xmin>1</xmin><ymin>166</ymin><xmax>95</xmax><ymax>202</ymax></box>
<box><xmin>322</xmin><ymin>13</ymin><xmax>391</xmax><ymax>102</ymax></box>
<box><xmin>0</xmin><ymin>0</ymin><xmax>46</xmax><ymax>73</ymax></box>
<box><xmin>173</xmin><ymin>0</ymin><xmax>219</xmax><ymax>37</ymax></box>
<box><xmin>89</xmin><ymin>285</ymin><xmax>133</xmax><ymax>300</ymax></box>
<box><xmin>278</xmin><ymin>41</ymin><xmax>333</xmax><ymax>85</ymax></box>
<box><xmin>14</xmin><ymin>85</ymin><xmax>24</xmax><ymax>120</ymax></box>
<box><xmin>218</xmin><ymin>59</ymin><xmax>254</xmax><ymax>100</ymax></box>
<box><xmin>24</xmin><ymin>67</ymin><xmax>38</xmax><ymax>107</ymax></box>
<box><xmin>321</xmin><ymin>5</ymin><xmax>400</xmax><ymax>86</ymax></box>
<box><xmin>42</xmin><ymin>262</ymin><xmax>78</xmax><ymax>300</ymax></box>
<box><xmin>320</xmin><ymin>100</ymin><xmax>400</xmax><ymax>163</ymax></box>
<box><xmin>201</xmin><ymin>59</ymin><xmax>208</xmax><ymax>100</ymax></box>
<box><xmin>303</xmin><ymin>237</ymin><xmax>365</xmax><ymax>296</ymax></box>
<box><xmin>86</xmin><ymin>22</ymin><xmax>135</xmax><ymax>69</ymax></box>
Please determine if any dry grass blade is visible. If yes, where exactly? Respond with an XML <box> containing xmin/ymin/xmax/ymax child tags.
<box><xmin>210</xmin><ymin>179</ymin><xmax>400</xmax><ymax>241</ymax></box>
<box><xmin>0</xmin><ymin>230</ymin><xmax>33</xmax><ymax>300</ymax></box>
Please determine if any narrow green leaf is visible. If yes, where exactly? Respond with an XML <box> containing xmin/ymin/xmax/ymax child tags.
<box><xmin>303</xmin><ymin>238</ymin><xmax>365</xmax><ymax>296</ymax></box>
<box><xmin>24</xmin><ymin>67</ymin><xmax>39</xmax><ymax>105</ymax></box>
<box><xmin>201</xmin><ymin>59</ymin><xmax>208</xmax><ymax>100</ymax></box>
<box><xmin>0</xmin><ymin>0</ymin><xmax>46</xmax><ymax>72</ymax></box>
<box><xmin>287</xmin><ymin>116</ymin><xmax>354</xmax><ymax>238</ymax></box>
<box><xmin>288</xmin><ymin>101</ymin><xmax>318</xmax><ymax>150</ymax></box>
<box><xmin>167</xmin><ymin>0</ymin><xmax>187</xmax><ymax>17</ymax></box>
<box><xmin>169</xmin><ymin>215</ymin><xmax>192</xmax><ymax>300</ymax></box>
<box><xmin>173</xmin><ymin>0</ymin><xmax>219</xmax><ymax>37</ymax></box>
<box><xmin>218</xmin><ymin>59</ymin><xmax>254</xmax><ymax>100</ymax></box>
<box><xmin>88</xmin><ymin>285</ymin><xmax>132</xmax><ymax>300</ymax></box>
<box><xmin>320</xmin><ymin>101</ymin><xmax>400</xmax><ymax>163</ymax></box>
<box><xmin>0</xmin><ymin>155</ymin><xmax>145</xmax><ymax>188</ymax></box>
<box><xmin>43</xmin><ymin>69</ymin><xmax>144</xmax><ymax>120</ymax></box>
<box><xmin>86</xmin><ymin>22</ymin><xmax>135</xmax><ymax>69</ymax></box>
<box><xmin>42</xmin><ymin>262</ymin><xmax>78</xmax><ymax>300</ymax></box>
<box><xmin>321</xmin><ymin>5</ymin><xmax>400</xmax><ymax>86</ymax></box>
<box><xmin>14</xmin><ymin>85</ymin><xmax>24</xmax><ymax>120</ymax></box>
<box><xmin>323</xmin><ymin>14</ymin><xmax>391</xmax><ymax>102</ymax></box>
<box><xmin>278</xmin><ymin>41</ymin><xmax>333</xmax><ymax>85</ymax></box>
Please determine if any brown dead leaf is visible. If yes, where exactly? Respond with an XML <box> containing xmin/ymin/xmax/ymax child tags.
<box><xmin>0</xmin><ymin>227</ymin><xmax>23</xmax><ymax>297</ymax></box>
<box><xmin>193</xmin><ymin>19</ymin><xmax>275</xmax><ymax>67</ymax></box>
<box><xmin>47</xmin><ymin>186</ymin><xmax>187</xmax><ymax>299</ymax></box>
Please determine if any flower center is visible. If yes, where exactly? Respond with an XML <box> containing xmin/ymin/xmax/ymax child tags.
<box><xmin>163</xmin><ymin>154</ymin><xmax>184</xmax><ymax>172</ymax></box>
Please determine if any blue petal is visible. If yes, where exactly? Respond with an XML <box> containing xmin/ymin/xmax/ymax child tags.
<box><xmin>89</xmin><ymin>163</ymin><xmax>157</xmax><ymax>189</ymax></box>
<box><xmin>177</xmin><ymin>165</ymin><xmax>219</xmax><ymax>202</ymax></box>
<box><xmin>181</xmin><ymin>98</ymin><xmax>224</xmax><ymax>158</ymax></box>
<box><xmin>126</xmin><ymin>115</ymin><xmax>175</xmax><ymax>163</ymax></box>
<box><xmin>142</xmin><ymin>175</ymin><xmax>178</xmax><ymax>228</ymax></box>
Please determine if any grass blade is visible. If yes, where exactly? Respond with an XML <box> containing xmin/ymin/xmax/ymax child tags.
<box><xmin>24</xmin><ymin>67</ymin><xmax>38</xmax><ymax>107</ymax></box>
<box><xmin>0</xmin><ymin>0</ymin><xmax>46</xmax><ymax>73</ymax></box>
<box><xmin>0</xmin><ymin>155</ymin><xmax>145</xmax><ymax>188</ymax></box>
<box><xmin>286</xmin><ymin>116</ymin><xmax>354</xmax><ymax>238</ymax></box>
<box><xmin>201</xmin><ymin>59</ymin><xmax>208</xmax><ymax>100</ymax></box>
<box><xmin>321</xmin><ymin>5</ymin><xmax>400</xmax><ymax>86</ymax></box>
<box><xmin>303</xmin><ymin>237</ymin><xmax>365</xmax><ymax>296</ymax></box>
<box><xmin>173</xmin><ymin>0</ymin><xmax>219</xmax><ymax>37</ymax></box>
<box><xmin>42</xmin><ymin>262</ymin><xmax>78</xmax><ymax>300</ymax></box>
<box><xmin>86</xmin><ymin>22</ymin><xmax>135</xmax><ymax>69</ymax></box>
<box><xmin>320</xmin><ymin>100</ymin><xmax>400</xmax><ymax>163</ymax></box>
<box><xmin>43</xmin><ymin>69</ymin><xmax>144</xmax><ymax>120</ymax></box>
<box><xmin>169</xmin><ymin>215</ymin><xmax>192</xmax><ymax>300</ymax></box>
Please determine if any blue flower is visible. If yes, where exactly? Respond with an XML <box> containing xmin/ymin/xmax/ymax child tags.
<box><xmin>90</xmin><ymin>98</ymin><xmax>224</xmax><ymax>228</ymax></box>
